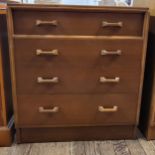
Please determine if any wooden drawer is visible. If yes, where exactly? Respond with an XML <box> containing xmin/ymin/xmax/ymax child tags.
<box><xmin>15</xmin><ymin>66</ymin><xmax>141</xmax><ymax>94</ymax></box>
<box><xmin>17</xmin><ymin>94</ymin><xmax>139</xmax><ymax>127</ymax></box>
<box><xmin>14</xmin><ymin>38</ymin><xmax>142</xmax><ymax>94</ymax></box>
<box><xmin>12</xmin><ymin>10</ymin><xmax>144</xmax><ymax>36</ymax></box>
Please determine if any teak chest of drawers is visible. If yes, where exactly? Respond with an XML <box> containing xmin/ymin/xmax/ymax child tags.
<box><xmin>7</xmin><ymin>4</ymin><xmax>149</xmax><ymax>143</ymax></box>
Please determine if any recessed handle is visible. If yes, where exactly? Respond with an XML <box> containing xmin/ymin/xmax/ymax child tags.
<box><xmin>36</xmin><ymin>49</ymin><xmax>59</xmax><ymax>56</ymax></box>
<box><xmin>36</xmin><ymin>20</ymin><xmax>58</xmax><ymax>26</ymax></box>
<box><xmin>100</xmin><ymin>77</ymin><xmax>120</xmax><ymax>83</ymax></box>
<box><xmin>37</xmin><ymin>77</ymin><xmax>59</xmax><ymax>84</ymax></box>
<box><xmin>98</xmin><ymin>106</ymin><xmax>118</xmax><ymax>112</ymax></box>
<box><xmin>101</xmin><ymin>50</ymin><xmax>122</xmax><ymax>56</ymax></box>
<box><xmin>102</xmin><ymin>21</ymin><xmax>123</xmax><ymax>28</ymax></box>
<box><xmin>39</xmin><ymin>106</ymin><xmax>59</xmax><ymax>113</ymax></box>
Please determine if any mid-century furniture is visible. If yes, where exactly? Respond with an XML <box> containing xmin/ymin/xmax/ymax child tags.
<box><xmin>7</xmin><ymin>1</ymin><xmax>149</xmax><ymax>143</ymax></box>
<box><xmin>0</xmin><ymin>4</ymin><xmax>13</xmax><ymax>146</ymax></box>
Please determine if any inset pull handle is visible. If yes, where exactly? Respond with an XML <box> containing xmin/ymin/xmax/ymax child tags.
<box><xmin>101</xmin><ymin>50</ymin><xmax>122</xmax><ymax>56</ymax></box>
<box><xmin>98</xmin><ymin>106</ymin><xmax>118</xmax><ymax>112</ymax></box>
<box><xmin>100</xmin><ymin>77</ymin><xmax>120</xmax><ymax>83</ymax></box>
<box><xmin>39</xmin><ymin>106</ymin><xmax>59</xmax><ymax>113</ymax></box>
<box><xmin>36</xmin><ymin>49</ymin><xmax>59</xmax><ymax>56</ymax></box>
<box><xmin>102</xmin><ymin>21</ymin><xmax>123</xmax><ymax>28</ymax></box>
<box><xmin>37</xmin><ymin>77</ymin><xmax>59</xmax><ymax>84</ymax></box>
<box><xmin>36</xmin><ymin>20</ymin><xmax>58</xmax><ymax>26</ymax></box>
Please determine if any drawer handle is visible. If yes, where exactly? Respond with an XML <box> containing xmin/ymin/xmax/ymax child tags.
<box><xmin>36</xmin><ymin>20</ymin><xmax>58</xmax><ymax>26</ymax></box>
<box><xmin>39</xmin><ymin>106</ymin><xmax>59</xmax><ymax>113</ymax></box>
<box><xmin>100</xmin><ymin>77</ymin><xmax>120</xmax><ymax>83</ymax></box>
<box><xmin>102</xmin><ymin>21</ymin><xmax>123</xmax><ymax>28</ymax></box>
<box><xmin>36</xmin><ymin>49</ymin><xmax>59</xmax><ymax>56</ymax></box>
<box><xmin>98</xmin><ymin>106</ymin><xmax>118</xmax><ymax>112</ymax></box>
<box><xmin>101</xmin><ymin>50</ymin><xmax>122</xmax><ymax>56</ymax></box>
<box><xmin>37</xmin><ymin>77</ymin><xmax>59</xmax><ymax>84</ymax></box>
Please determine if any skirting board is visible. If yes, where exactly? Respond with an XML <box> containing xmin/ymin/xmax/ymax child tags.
<box><xmin>16</xmin><ymin>125</ymin><xmax>137</xmax><ymax>143</ymax></box>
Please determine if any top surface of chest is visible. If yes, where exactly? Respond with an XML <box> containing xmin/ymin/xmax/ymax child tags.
<box><xmin>7</xmin><ymin>0</ymin><xmax>148</xmax><ymax>8</ymax></box>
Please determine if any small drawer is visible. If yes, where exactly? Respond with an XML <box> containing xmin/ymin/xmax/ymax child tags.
<box><xmin>17</xmin><ymin>94</ymin><xmax>139</xmax><ymax>127</ymax></box>
<box><xmin>12</xmin><ymin>10</ymin><xmax>144</xmax><ymax>36</ymax></box>
<box><xmin>14</xmin><ymin>38</ymin><xmax>143</xmax><ymax>94</ymax></box>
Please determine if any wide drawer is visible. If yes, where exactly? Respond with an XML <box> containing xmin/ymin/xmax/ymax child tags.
<box><xmin>14</xmin><ymin>38</ymin><xmax>142</xmax><ymax>94</ymax></box>
<box><xmin>17</xmin><ymin>94</ymin><xmax>139</xmax><ymax>127</ymax></box>
<box><xmin>12</xmin><ymin>10</ymin><xmax>144</xmax><ymax>36</ymax></box>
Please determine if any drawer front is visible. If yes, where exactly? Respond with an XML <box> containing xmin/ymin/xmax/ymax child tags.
<box><xmin>13</xmin><ymin>10</ymin><xmax>144</xmax><ymax>36</ymax></box>
<box><xmin>14</xmin><ymin>39</ymin><xmax>143</xmax><ymax>94</ymax></box>
<box><xmin>17</xmin><ymin>94</ymin><xmax>138</xmax><ymax>127</ymax></box>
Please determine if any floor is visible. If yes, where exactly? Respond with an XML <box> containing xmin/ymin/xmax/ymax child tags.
<box><xmin>1</xmin><ymin>131</ymin><xmax>155</xmax><ymax>155</ymax></box>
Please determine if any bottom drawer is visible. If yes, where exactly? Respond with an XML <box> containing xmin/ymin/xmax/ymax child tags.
<box><xmin>17</xmin><ymin>94</ymin><xmax>139</xmax><ymax>127</ymax></box>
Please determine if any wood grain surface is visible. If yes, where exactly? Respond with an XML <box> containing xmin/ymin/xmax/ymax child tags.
<box><xmin>7</xmin><ymin>4</ymin><xmax>149</xmax><ymax>142</ymax></box>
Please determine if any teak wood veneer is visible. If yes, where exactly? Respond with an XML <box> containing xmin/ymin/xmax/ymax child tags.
<box><xmin>7</xmin><ymin>3</ymin><xmax>149</xmax><ymax>143</ymax></box>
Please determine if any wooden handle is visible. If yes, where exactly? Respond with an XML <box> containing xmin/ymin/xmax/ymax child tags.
<box><xmin>37</xmin><ymin>77</ymin><xmax>59</xmax><ymax>84</ymax></box>
<box><xmin>98</xmin><ymin>106</ymin><xmax>118</xmax><ymax>112</ymax></box>
<box><xmin>39</xmin><ymin>106</ymin><xmax>59</xmax><ymax>113</ymax></box>
<box><xmin>36</xmin><ymin>49</ymin><xmax>59</xmax><ymax>56</ymax></box>
<box><xmin>36</xmin><ymin>20</ymin><xmax>58</xmax><ymax>26</ymax></box>
<box><xmin>101</xmin><ymin>50</ymin><xmax>122</xmax><ymax>56</ymax></box>
<box><xmin>102</xmin><ymin>21</ymin><xmax>123</xmax><ymax>27</ymax></box>
<box><xmin>100</xmin><ymin>77</ymin><xmax>120</xmax><ymax>83</ymax></box>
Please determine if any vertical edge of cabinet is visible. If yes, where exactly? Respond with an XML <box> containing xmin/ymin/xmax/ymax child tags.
<box><xmin>7</xmin><ymin>7</ymin><xmax>18</xmax><ymax>127</ymax></box>
<box><xmin>0</xmin><ymin>13</ymin><xmax>13</xmax><ymax>125</ymax></box>
<box><xmin>0</xmin><ymin>31</ymin><xmax>5</xmax><ymax>126</ymax></box>
<box><xmin>139</xmin><ymin>16</ymin><xmax>155</xmax><ymax>140</ymax></box>
<box><xmin>146</xmin><ymin>17</ymin><xmax>155</xmax><ymax>138</ymax></box>
<box><xmin>0</xmin><ymin>14</ymin><xmax>8</xmax><ymax>127</ymax></box>
<box><xmin>0</xmin><ymin>10</ymin><xmax>14</xmax><ymax>146</ymax></box>
<box><xmin>136</xmin><ymin>11</ymin><xmax>150</xmax><ymax>125</ymax></box>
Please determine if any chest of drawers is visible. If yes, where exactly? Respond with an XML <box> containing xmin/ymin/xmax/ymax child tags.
<box><xmin>7</xmin><ymin>4</ymin><xmax>149</xmax><ymax>143</ymax></box>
